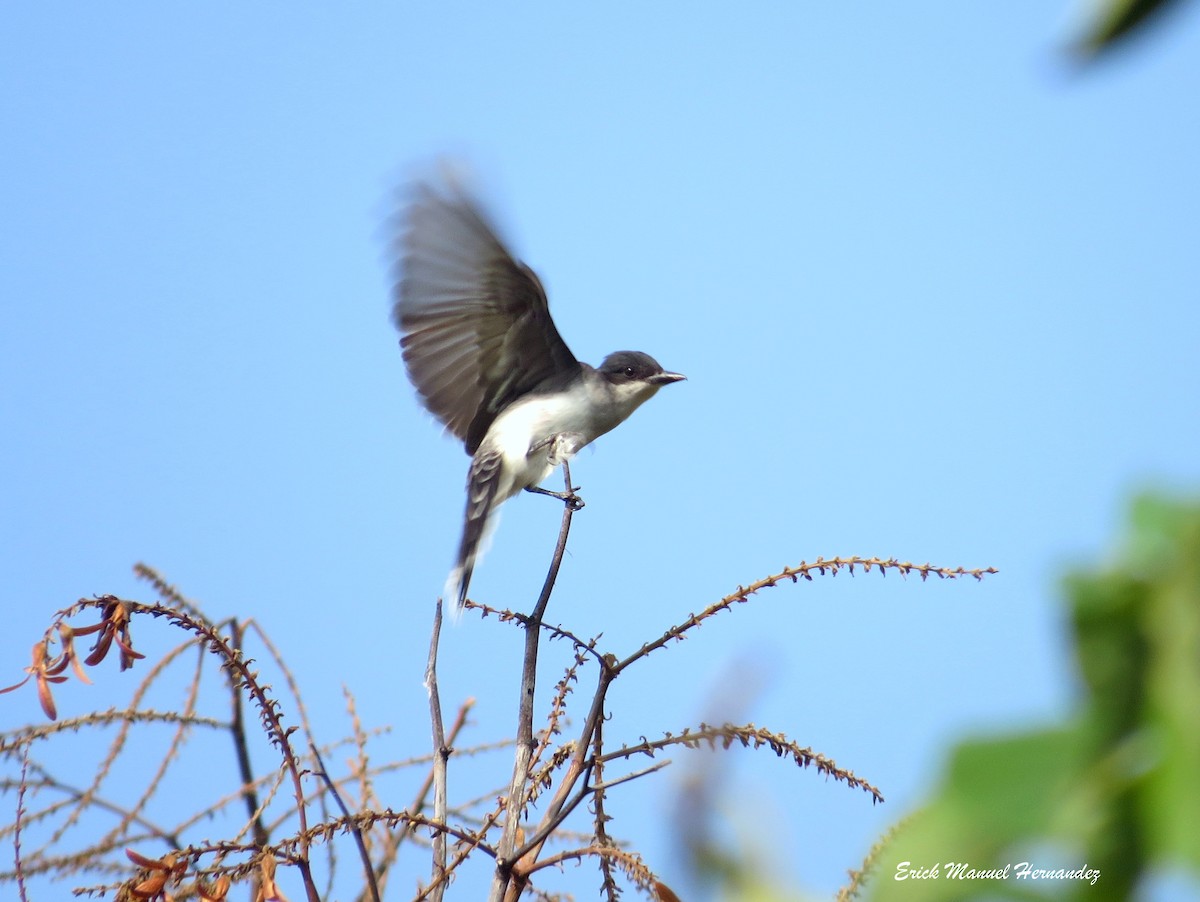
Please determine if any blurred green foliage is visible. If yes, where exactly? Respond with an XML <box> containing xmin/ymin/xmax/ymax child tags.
<box><xmin>1075</xmin><ymin>0</ymin><xmax>1189</xmax><ymax>57</ymax></box>
<box><xmin>866</xmin><ymin>495</ymin><xmax>1200</xmax><ymax>901</ymax></box>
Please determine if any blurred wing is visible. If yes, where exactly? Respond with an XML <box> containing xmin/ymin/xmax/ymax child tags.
<box><xmin>393</xmin><ymin>180</ymin><xmax>580</xmax><ymax>453</ymax></box>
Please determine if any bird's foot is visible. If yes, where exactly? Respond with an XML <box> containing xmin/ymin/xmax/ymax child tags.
<box><xmin>525</xmin><ymin>484</ymin><xmax>586</xmax><ymax>511</ymax></box>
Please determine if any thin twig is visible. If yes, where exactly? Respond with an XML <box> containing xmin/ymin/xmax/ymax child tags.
<box><xmin>421</xmin><ymin>701</ymin><xmax>472</xmax><ymax>829</ymax></box>
<box><xmin>460</xmin><ymin>601</ymin><xmax>607</xmax><ymax>667</ymax></box>
<box><xmin>7</xmin><ymin>768</ymin><xmax>183</xmax><ymax>849</ymax></box>
<box><xmin>590</xmin><ymin>707</ymin><xmax>618</xmax><ymax>901</ymax></box>
<box><xmin>524</xmin><ymin>843</ymin><xmax>656</xmax><ymax>892</ymax></box>
<box><xmin>836</xmin><ymin>814</ymin><xmax>913</xmax><ymax>901</ymax></box>
<box><xmin>424</xmin><ymin>598</ymin><xmax>449</xmax><ymax>902</ymax></box>
<box><xmin>412</xmin><ymin>801</ymin><xmax>509</xmax><ymax>902</ymax></box>
<box><xmin>310</xmin><ymin>743</ymin><xmax>380</xmax><ymax>902</ymax></box>
<box><xmin>14</xmin><ymin>745</ymin><xmax>29</xmax><ymax>902</ymax></box>
<box><xmin>490</xmin><ymin>461</ymin><xmax>578</xmax><ymax>902</ymax></box>
<box><xmin>591</xmin><ymin>760</ymin><xmax>671</xmax><ymax>793</ymax></box>
<box><xmin>227</xmin><ymin>620</ymin><xmax>271</xmax><ymax>850</ymax></box>
<box><xmin>602</xmin><ymin>722</ymin><xmax>883</xmax><ymax>803</ymax></box>
<box><xmin>617</xmin><ymin>556</ymin><xmax>998</xmax><ymax>674</ymax></box>
<box><xmin>506</xmin><ymin>657</ymin><xmax>619</xmax><ymax>892</ymax></box>
<box><xmin>361</xmin><ymin>703</ymin><xmax>477</xmax><ymax>902</ymax></box>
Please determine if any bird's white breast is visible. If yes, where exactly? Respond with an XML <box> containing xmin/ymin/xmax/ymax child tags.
<box><xmin>480</xmin><ymin>379</ymin><xmax>609</xmax><ymax>500</ymax></box>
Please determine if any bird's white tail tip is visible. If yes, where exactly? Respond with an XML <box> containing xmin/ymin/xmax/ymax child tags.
<box><xmin>442</xmin><ymin>568</ymin><xmax>466</xmax><ymax>622</ymax></box>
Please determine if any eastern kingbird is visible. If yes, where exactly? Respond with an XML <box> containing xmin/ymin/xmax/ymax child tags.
<box><xmin>392</xmin><ymin>179</ymin><xmax>685</xmax><ymax>612</ymax></box>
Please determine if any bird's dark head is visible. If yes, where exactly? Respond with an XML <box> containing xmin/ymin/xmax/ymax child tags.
<box><xmin>598</xmin><ymin>351</ymin><xmax>686</xmax><ymax>388</ymax></box>
<box><xmin>593</xmin><ymin>350</ymin><xmax>685</xmax><ymax>428</ymax></box>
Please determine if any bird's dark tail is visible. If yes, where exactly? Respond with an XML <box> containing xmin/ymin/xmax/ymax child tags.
<box><xmin>444</xmin><ymin>448</ymin><xmax>503</xmax><ymax>617</ymax></box>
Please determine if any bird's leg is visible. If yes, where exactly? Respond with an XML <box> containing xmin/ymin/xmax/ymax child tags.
<box><xmin>524</xmin><ymin>439</ymin><xmax>585</xmax><ymax>510</ymax></box>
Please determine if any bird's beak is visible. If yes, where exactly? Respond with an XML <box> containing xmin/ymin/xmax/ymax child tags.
<box><xmin>650</xmin><ymin>372</ymin><xmax>686</xmax><ymax>386</ymax></box>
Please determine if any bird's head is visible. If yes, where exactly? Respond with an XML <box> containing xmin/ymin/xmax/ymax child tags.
<box><xmin>598</xmin><ymin>351</ymin><xmax>686</xmax><ymax>406</ymax></box>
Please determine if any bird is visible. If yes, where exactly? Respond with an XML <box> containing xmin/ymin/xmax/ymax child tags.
<box><xmin>392</xmin><ymin>177</ymin><xmax>685</xmax><ymax>613</ymax></box>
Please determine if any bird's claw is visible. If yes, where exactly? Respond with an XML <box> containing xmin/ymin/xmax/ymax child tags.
<box><xmin>524</xmin><ymin>483</ymin><xmax>586</xmax><ymax>510</ymax></box>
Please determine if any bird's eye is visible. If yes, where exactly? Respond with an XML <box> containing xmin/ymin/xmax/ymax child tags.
<box><xmin>623</xmin><ymin>366</ymin><xmax>635</xmax><ymax>377</ymax></box>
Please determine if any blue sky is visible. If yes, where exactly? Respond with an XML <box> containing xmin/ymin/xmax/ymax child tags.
<box><xmin>3</xmin><ymin>3</ymin><xmax>1199</xmax><ymax>899</ymax></box>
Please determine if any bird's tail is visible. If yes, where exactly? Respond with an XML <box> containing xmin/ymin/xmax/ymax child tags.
<box><xmin>443</xmin><ymin>448</ymin><xmax>503</xmax><ymax>617</ymax></box>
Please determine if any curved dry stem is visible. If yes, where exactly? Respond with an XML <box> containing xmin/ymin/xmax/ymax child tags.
<box><xmin>604</xmin><ymin>722</ymin><xmax>884</xmax><ymax>803</ymax></box>
<box><xmin>619</xmin><ymin>556</ymin><xmax>999</xmax><ymax>673</ymax></box>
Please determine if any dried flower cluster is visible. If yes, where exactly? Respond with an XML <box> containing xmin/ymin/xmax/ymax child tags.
<box><xmin>1</xmin><ymin>597</ymin><xmax>144</xmax><ymax>720</ymax></box>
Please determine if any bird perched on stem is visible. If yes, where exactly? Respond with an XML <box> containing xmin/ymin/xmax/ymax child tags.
<box><xmin>392</xmin><ymin>177</ymin><xmax>685</xmax><ymax>613</ymax></box>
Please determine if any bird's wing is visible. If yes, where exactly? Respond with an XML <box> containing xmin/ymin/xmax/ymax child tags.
<box><xmin>393</xmin><ymin>180</ymin><xmax>581</xmax><ymax>454</ymax></box>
